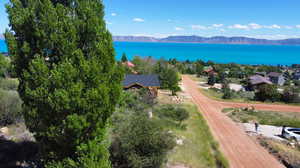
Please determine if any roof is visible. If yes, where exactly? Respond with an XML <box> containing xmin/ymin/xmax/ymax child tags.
<box><xmin>249</xmin><ymin>75</ymin><xmax>272</xmax><ymax>85</ymax></box>
<box><xmin>203</xmin><ymin>66</ymin><xmax>214</xmax><ymax>73</ymax></box>
<box><xmin>123</xmin><ymin>74</ymin><xmax>160</xmax><ymax>88</ymax></box>
<box><xmin>123</xmin><ymin>61</ymin><xmax>135</xmax><ymax>68</ymax></box>
<box><xmin>268</xmin><ymin>72</ymin><xmax>282</xmax><ymax>77</ymax></box>
<box><xmin>255</xmin><ymin>72</ymin><xmax>266</xmax><ymax>76</ymax></box>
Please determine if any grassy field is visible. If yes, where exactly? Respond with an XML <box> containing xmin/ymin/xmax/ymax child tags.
<box><xmin>199</xmin><ymin>88</ymin><xmax>247</xmax><ymax>103</ymax></box>
<box><xmin>222</xmin><ymin>108</ymin><xmax>300</xmax><ymax>128</ymax></box>
<box><xmin>165</xmin><ymin>103</ymin><xmax>229</xmax><ymax>168</ymax></box>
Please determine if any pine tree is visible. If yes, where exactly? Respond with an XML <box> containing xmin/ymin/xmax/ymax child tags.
<box><xmin>121</xmin><ymin>53</ymin><xmax>128</xmax><ymax>62</ymax></box>
<box><xmin>5</xmin><ymin>0</ymin><xmax>123</xmax><ymax>167</ymax></box>
<box><xmin>207</xmin><ymin>73</ymin><xmax>216</xmax><ymax>86</ymax></box>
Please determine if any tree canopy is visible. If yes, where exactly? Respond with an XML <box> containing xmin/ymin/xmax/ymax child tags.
<box><xmin>121</xmin><ymin>53</ymin><xmax>128</xmax><ymax>62</ymax></box>
<box><xmin>5</xmin><ymin>0</ymin><xmax>123</xmax><ymax>167</ymax></box>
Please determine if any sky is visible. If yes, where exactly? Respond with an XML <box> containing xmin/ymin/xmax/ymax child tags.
<box><xmin>1</xmin><ymin>0</ymin><xmax>300</xmax><ymax>39</ymax></box>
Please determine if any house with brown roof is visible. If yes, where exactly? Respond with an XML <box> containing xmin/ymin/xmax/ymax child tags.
<box><xmin>123</xmin><ymin>74</ymin><xmax>160</xmax><ymax>97</ymax></box>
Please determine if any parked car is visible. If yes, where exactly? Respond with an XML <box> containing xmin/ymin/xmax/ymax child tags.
<box><xmin>283</xmin><ymin>127</ymin><xmax>300</xmax><ymax>141</ymax></box>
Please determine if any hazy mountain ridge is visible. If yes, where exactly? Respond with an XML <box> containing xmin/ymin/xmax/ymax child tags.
<box><xmin>113</xmin><ymin>35</ymin><xmax>300</xmax><ymax>45</ymax></box>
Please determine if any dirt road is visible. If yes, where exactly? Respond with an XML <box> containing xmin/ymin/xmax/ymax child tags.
<box><xmin>182</xmin><ymin>75</ymin><xmax>285</xmax><ymax>168</ymax></box>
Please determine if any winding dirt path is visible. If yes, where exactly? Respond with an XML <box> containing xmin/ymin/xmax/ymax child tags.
<box><xmin>182</xmin><ymin>75</ymin><xmax>286</xmax><ymax>168</ymax></box>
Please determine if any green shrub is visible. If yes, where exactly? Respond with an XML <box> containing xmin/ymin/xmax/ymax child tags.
<box><xmin>0</xmin><ymin>54</ymin><xmax>9</xmax><ymax>78</ymax></box>
<box><xmin>222</xmin><ymin>88</ymin><xmax>234</xmax><ymax>99</ymax></box>
<box><xmin>236</xmin><ymin>91</ymin><xmax>255</xmax><ymax>100</ymax></box>
<box><xmin>208</xmin><ymin>74</ymin><xmax>216</xmax><ymax>86</ymax></box>
<box><xmin>0</xmin><ymin>89</ymin><xmax>22</xmax><ymax>126</ymax></box>
<box><xmin>282</xmin><ymin>86</ymin><xmax>300</xmax><ymax>103</ymax></box>
<box><xmin>0</xmin><ymin>78</ymin><xmax>19</xmax><ymax>90</ymax></box>
<box><xmin>255</xmin><ymin>84</ymin><xmax>281</xmax><ymax>102</ymax></box>
<box><xmin>155</xmin><ymin>104</ymin><xmax>189</xmax><ymax>124</ymax></box>
<box><xmin>111</xmin><ymin>113</ymin><xmax>175</xmax><ymax>168</ymax></box>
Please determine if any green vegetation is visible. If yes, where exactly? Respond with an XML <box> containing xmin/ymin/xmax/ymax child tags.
<box><xmin>222</xmin><ymin>108</ymin><xmax>300</xmax><ymax>128</ymax></box>
<box><xmin>6</xmin><ymin>0</ymin><xmax>123</xmax><ymax>167</ymax></box>
<box><xmin>195</xmin><ymin>63</ymin><xmax>204</xmax><ymax>77</ymax></box>
<box><xmin>111</xmin><ymin>88</ymin><xmax>228</xmax><ymax>168</ymax></box>
<box><xmin>282</xmin><ymin>86</ymin><xmax>300</xmax><ymax>103</ymax></box>
<box><xmin>0</xmin><ymin>55</ymin><xmax>22</xmax><ymax>127</ymax></box>
<box><xmin>110</xmin><ymin>90</ymin><xmax>177</xmax><ymax>168</ymax></box>
<box><xmin>0</xmin><ymin>54</ymin><xmax>9</xmax><ymax>77</ymax></box>
<box><xmin>158</xmin><ymin>67</ymin><xmax>181</xmax><ymax>95</ymax></box>
<box><xmin>131</xmin><ymin>56</ymin><xmax>155</xmax><ymax>74</ymax></box>
<box><xmin>167</xmin><ymin>104</ymin><xmax>229</xmax><ymax>168</ymax></box>
<box><xmin>155</xmin><ymin>104</ymin><xmax>189</xmax><ymax>125</ymax></box>
<box><xmin>0</xmin><ymin>78</ymin><xmax>18</xmax><ymax>90</ymax></box>
<box><xmin>111</xmin><ymin>112</ymin><xmax>175</xmax><ymax>168</ymax></box>
<box><xmin>255</xmin><ymin>84</ymin><xmax>280</xmax><ymax>102</ymax></box>
<box><xmin>121</xmin><ymin>53</ymin><xmax>128</xmax><ymax>62</ymax></box>
<box><xmin>200</xmin><ymin>87</ymin><xmax>254</xmax><ymax>103</ymax></box>
<box><xmin>208</xmin><ymin>74</ymin><xmax>216</xmax><ymax>86</ymax></box>
<box><xmin>222</xmin><ymin>81</ymin><xmax>234</xmax><ymax>99</ymax></box>
<box><xmin>0</xmin><ymin>89</ymin><xmax>22</xmax><ymax>126</ymax></box>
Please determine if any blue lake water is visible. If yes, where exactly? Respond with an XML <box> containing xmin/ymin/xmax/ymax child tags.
<box><xmin>1</xmin><ymin>40</ymin><xmax>300</xmax><ymax>65</ymax></box>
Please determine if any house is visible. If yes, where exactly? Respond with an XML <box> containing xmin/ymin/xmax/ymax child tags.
<box><xmin>255</xmin><ymin>72</ymin><xmax>267</xmax><ymax>77</ymax></box>
<box><xmin>203</xmin><ymin>66</ymin><xmax>217</xmax><ymax>75</ymax></box>
<box><xmin>267</xmin><ymin>72</ymin><xmax>285</xmax><ymax>86</ymax></box>
<box><xmin>123</xmin><ymin>74</ymin><xmax>160</xmax><ymax>97</ymax></box>
<box><xmin>122</xmin><ymin>61</ymin><xmax>135</xmax><ymax>68</ymax></box>
<box><xmin>293</xmin><ymin>71</ymin><xmax>300</xmax><ymax>80</ymax></box>
<box><xmin>248</xmin><ymin>75</ymin><xmax>272</xmax><ymax>90</ymax></box>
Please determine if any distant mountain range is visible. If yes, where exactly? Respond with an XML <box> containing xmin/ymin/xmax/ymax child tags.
<box><xmin>113</xmin><ymin>35</ymin><xmax>300</xmax><ymax>45</ymax></box>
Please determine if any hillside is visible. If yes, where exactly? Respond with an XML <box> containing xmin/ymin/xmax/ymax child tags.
<box><xmin>113</xmin><ymin>35</ymin><xmax>300</xmax><ymax>45</ymax></box>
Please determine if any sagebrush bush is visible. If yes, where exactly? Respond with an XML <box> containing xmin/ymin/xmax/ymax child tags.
<box><xmin>236</xmin><ymin>91</ymin><xmax>255</xmax><ymax>100</ymax></box>
<box><xmin>0</xmin><ymin>89</ymin><xmax>22</xmax><ymax>126</ymax></box>
<box><xmin>155</xmin><ymin>104</ymin><xmax>189</xmax><ymax>123</ymax></box>
<box><xmin>0</xmin><ymin>78</ymin><xmax>19</xmax><ymax>90</ymax></box>
<box><xmin>111</xmin><ymin>113</ymin><xmax>175</xmax><ymax>168</ymax></box>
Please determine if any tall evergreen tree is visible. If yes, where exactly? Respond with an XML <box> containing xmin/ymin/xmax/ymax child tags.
<box><xmin>5</xmin><ymin>0</ymin><xmax>123</xmax><ymax>167</ymax></box>
<box><xmin>121</xmin><ymin>52</ymin><xmax>128</xmax><ymax>62</ymax></box>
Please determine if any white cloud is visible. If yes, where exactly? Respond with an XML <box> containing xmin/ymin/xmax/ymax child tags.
<box><xmin>296</xmin><ymin>25</ymin><xmax>300</xmax><ymax>29</ymax></box>
<box><xmin>111</xmin><ymin>13</ymin><xmax>117</xmax><ymax>16</ymax></box>
<box><xmin>133</xmin><ymin>18</ymin><xmax>145</xmax><ymax>22</ymax></box>
<box><xmin>106</xmin><ymin>21</ymin><xmax>112</xmax><ymax>25</ymax></box>
<box><xmin>228</xmin><ymin>23</ymin><xmax>285</xmax><ymax>30</ymax></box>
<box><xmin>174</xmin><ymin>27</ymin><xmax>184</xmax><ymax>31</ymax></box>
<box><xmin>245</xmin><ymin>34</ymin><xmax>300</xmax><ymax>40</ymax></box>
<box><xmin>248</xmin><ymin>23</ymin><xmax>263</xmax><ymax>29</ymax></box>
<box><xmin>228</xmin><ymin>24</ymin><xmax>249</xmax><ymax>30</ymax></box>
<box><xmin>212</xmin><ymin>24</ymin><xmax>223</xmax><ymax>28</ymax></box>
<box><xmin>191</xmin><ymin>25</ymin><xmax>207</xmax><ymax>30</ymax></box>
<box><xmin>264</xmin><ymin>24</ymin><xmax>281</xmax><ymax>29</ymax></box>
